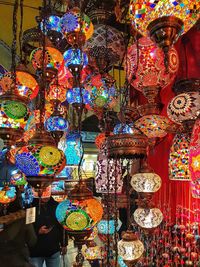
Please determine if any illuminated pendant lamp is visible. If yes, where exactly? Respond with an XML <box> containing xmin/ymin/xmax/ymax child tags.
<box><xmin>118</xmin><ymin>231</ymin><xmax>144</xmax><ymax>267</ymax></box>
<box><xmin>169</xmin><ymin>132</ymin><xmax>191</xmax><ymax>181</ymax></box>
<box><xmin>56</xmin><ymin>180</ymin><xmax>103</xmax><ymax>266</ymax></box>
<box><xmin>129</xmin><ymin>1</ymin><xmax>199</xmax><ymax>67</ymax></box>
<box><xmin>60</xmin><ymin>7</ymin><xmax>94</xmax><ymax>47</ymax></box>
<box><xmin>126</xmin><ymin>36</ymin><xmax>179</xmax><ymax>103</ymax></box>
<box><xmin>189</xmin><ymin>119</ymin><xmax>200</xmax><ymax>185</ymax></box>
<box><xmin>0</xmin><ymin>184</ymin><xmax>16</xmax><ymax>206</ymax></box>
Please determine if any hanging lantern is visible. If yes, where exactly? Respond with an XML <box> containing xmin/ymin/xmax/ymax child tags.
<box><xmin>58</xmin><ymin>131</ymin><xmax>83</xmax><ymax>166</ymax></box>
<box><xmin>191</xmin><ymin>180</ymin><xmax>200</xmax><ymax>199</ymax></box>
<box><xmin>40</xmin><ymin>15</ymin><xmax>61</xmax><ymax>33</ymax></box>
<box><xmin>63</xmin><ymin>48</ymin><xmax>88</xmax><ymax>76</ymax></box>
<box><xmin>107</xmin><ymin>123</ymin><xmax>147</xmax><ymax>159</ymax></box>
<box><xmin>129</xmin><ymin>1</ymin><xmax>199</xmax><ymax>62</ymax></box>
<box><xmin>45</xmin><ymin>115</ymin><xmax>69</xmax><ymax>132</ymax></box>
<box><xmin>30</xmin><ymin>47</ymin><xmax>63</xmax><ymax>81</ymax></box>
<box><xmin>84</xmin><ymin>24</ymin><xmax>125</xmax><ymax>72</ymax></box>
<box><xmin>169</xmin><ymin>132</ymin><xmax>191</xmax><ymax>181</ymax></box>
<box><xmin>82</xmin><ymin>241</ymin><xmax>102</xmax><ymax>262</ymax></box>
<box><xmin>21</xmin><ymin>184</ymin><xmax>34</xmax><ymax>206</ymax></box>
<box><xmin>189</xmin><ymin>119</ymin><xmax>200</xmax><ymax>183</ymax></box>
<box><xmin>95</xmin><ymin>145</ymin><xmax>123</xmax><ymax>194</ymax></box>
<box><xmin>131</xmin><ymin>172</ymin><xmax>161</xmax><ymax>193</ymax></box>
<box><xmin>95</xmin><ymin>133</ymin><xmax>106</xmax><ymax>150</ymax></box>
<box><xmin>10</xmin><ymin>170</ymin><xmax>27</xmax><ymax>187</ymax></box>
<box><xmin>0</xmin><ymin>185</ymin><xmax>16</xmax><ymax>205</ymax></box>
<box><xmin>135</xmin><ymin>115</ymin><xmax>170</xmax><ymax>139</ymax></box>
<box><xmin>97</xmin><ymin>218</ymin><xmax>122</xmax><ymax>235</ymax></box>
<box><xmin>118</xmin><ymin>231</ymin><xmax>144</xmax><ymax>265</ymax></box>
<box><xmin>0</xmin><ymin>71</ymin><xmax>39</xmax><ymax>100</ymax></box>
<box><xmin>46</xmin><ymin>84</ymin><xmax>67</xmax><ymax>103</ymax></box>
<box><xmin>56</xmin><ymin>181</ymin><xmax>103</xmax><ymax>232</ymax></box>
<box><xmin>126</xmin><ymin>37</ymin><xmax>179</xmax><ymax>102</ymax></box>
<box><xmin>66</xmin><ymin>87</ymin><xmax>91</xmax><ymax>106</ymax></box>
<box><xmin>84</xmin><ymin>73</ymin><xmax>118</xmax><ymax>113</ymax></box>
<box><xmin>133</xmin><ymin>208</ymin><xmax>163</xmax><ymax>229</ymax></box>
<box><xmin>60</xmin><ymin>7</ymin><xmax>94</xmax><ymax>46</ymax></box>
<box><xmin>167</xmin><ymin>92</ymin><xmax>200</xmax><ymax>124</ymax></box>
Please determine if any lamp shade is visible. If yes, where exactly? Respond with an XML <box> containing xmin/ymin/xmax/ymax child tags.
<box><xmin>84</xmin><ymin>24</ymin><xmax>125</xmax><ymax>69</ymax></box>
<box><xmin>58</xmin><ymin>131</ymin><xmax>83</xmax><ymax>166</ymax></box>
<box><xmin>10</xmin><ymin>170</ymin><xmax>27</xmax><ymax>186</ymax></box>
<box><xmin>0</xmin><ymin>185</ymin><xmax>16</xmax><ymax>204</ymax></box>
<box><xmin>189</xmin><ymin>119</ymin><xmax>200</xmax><ymax>182</ymax></box>
<box><xmin>97</xmin><ymin>218</ymin><xmax>122</xmax><ymax>235</ymax></box>
<box><xmin>129</xmin><ymin>1</ymin><xmax>199</xmax><ymax>36</ymax></box>
<box><xmin>126</xmin><ymin>37</ymin><xmax>179</xmax><ymax>92</ymax></box>
<box><xmin>167</xmin><ymin>92</ymin><xmax>200</xmax><ymax>123</ymax></box>
<box><xmin>169</xmin><ymin>133</ymin><xmax>191</xmax><ymax>181</ymax></box>
<box><xmin>118</xmin><ymin>231</ymin><xmax>144</xmax><ymax>263</ymax></box>
<box><xmin>63</xmin><ymin>48</ymin><xmax>88</xmax><ymax>70</ymax></box>
<box><xmin>56</xmin><ymin>197</ymin><xmax>103</xmax><ymax>231</ymax></box>
<box><xmin>30</xmin><ymin>47</ymin><xmax>63</xmax><ymax>70</ymax></box>
<box><xmin>45</xmin><ymin>116</ymin><xmax>69</xmax><ymax>132</ymax></box>
<box><xmin>40</xmin><ymin>15</ymin><xmax>61</xmax><ymax>33</ymax></box>
<box><xmin>66</xmin><ymin>87</ymin><xmax>91</xmax><ymax>105</ymax></box>
<box><xmin>135</xmin><ymin>115</ymin><xmax>170</xmax><ymax>138</ymax></box>
<box><xmin>134</xmin><ymin>208</ymin><xmax>163</xmax><ymax>229</ymax></box>
<box><xmin>15</xmin><ymin>144</ymin><xmax>66</xmax><ymax>177</ymax></box>
<box><xmin>131</xmin><ymin>172</ymin><xmax>161</xmax><ymax>193</ymax></box>
<box><xmin>82</xmin><ymin>243</ymin><xmax>102</xmax><ymax>261</ymax></box>
<box><xmin>60</xmin><ymin>7</ymin><xmax>93</xmax><ymax>41</ymax></box>
<box><xmin>95</xmin><ymin>146</ymin><xmax>123</xmax><ymax>194</ymax></box>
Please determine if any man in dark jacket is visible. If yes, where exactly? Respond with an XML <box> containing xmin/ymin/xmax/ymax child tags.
<box><xmin>29</xmin><ymin>197</ymin><xmax>67</xmax><ymax>267</ymax></box>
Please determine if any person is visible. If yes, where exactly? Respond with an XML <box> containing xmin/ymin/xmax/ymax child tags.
<box><xmin>0</xmin><ymin>195</ymin><xmax>37</xmax><ymax>267</ymax></box>
<box><xmin>29</xmin><ymin>196</ymin><xmax>67</xmax><ymax>267</ymax></box>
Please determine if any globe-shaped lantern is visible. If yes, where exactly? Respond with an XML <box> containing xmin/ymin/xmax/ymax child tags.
<box><xmin>0</xmin><ymin>71</ymin><xmax>39</xmax><ymax>100</ymax></box>
<box><xmin>129</xmin><ymin>1</ymin><xmax>199</xmax><ymax>55</ymax></box>
<box><xmin>169</xmin><ymin>133</ymin><xmax>191</xmax><ymax>181</ymax></box>
<box><xmin>60</xmin><ymin>7</ymin><xmax>93</xmax><ymax>46</ymax></box>
<box><xmin>84</xmin><ymin>24</ymin><xmax>125</xmax><ymax>72</ymax></box>
<box><xmin>30</xmin><ymin>47</ymin><xmax>63</xmax><ymax>81</ymax></box>
<box><xmin>189</xmin><ymin>119</ymin><xmax>200</xmax><ymax>183</ymax></box>
<box><xmin>10</xmin><ymin>170</ymin><xmax>27</xmax><ymax>187</ymax></box>
<box><xmin>56</xmin><ymin>181</ymin><xmax>103</xmax><ymax>232</ymax></box>
<box><xmin>40</xmin><ymin>15</ymin><xmax>61</xmax><ymax>33</ymax></box>
<box><xmin>63</xmin><ymin>48</ymin><xmax>88</xmax><ymax>76</ymax></box>
<box><xmin>21</xmin><ymin>184</ymin><xmax>34</xmax><ymax>206</ymax></box>
<box><xmin>84</xmin><ymin>73</ymin><xmax>118</xmax><ymax>112</ymax></box>
<box><xmin>66</xmin><ymin>87</ymin><xmax>91</xmax><ymax>106</ymax></box>
<box><xmin>126</xmin><ymin>37</ymin><xmax>179</xmax><ymax>102</ymax></box>
<box><xmin>0</xmin><ymin>185</ymin><xmax>16</xmax><ymax>205</ymax></box>
<box><xmin>131</xmin><ymin>172</ymin><xmax>161</xmax><ymax>193</ymax></box>
<box><xmin>133</xmin><ymin>208</ymin><xmax>163</xmax><ymax>229</ymax></box>
<box><xmin>135</xmin><ymin>115</ymin><xmax>170</xmax><ymax>138</ymax></box>
<box><xmin>118</xmin><ymin>231</ymin><xmax>144</xmax><ymax>265</ymax></box>
<box><xmin>45</xmin><ymin>115</ymin><xmax>69</xmax><ymax>132</ymax></box>
<box><xmin>58</xmin><ymin>131</ymin><xmax>83</xmax><ymax>166</ymax></box>
<box><xmin>15</xmin><ymin>144</ymin><xmax>66</xmax><ymax>178</ymax></box>
<box><xmin>167</xmin><ymin>92</ymin><xmax>200</xmax><ymax>124</ymax></box>
<box><xmin>46</xmin><ymin>84</ymin><xmax>67</xmax><ymax>103</ymax></box>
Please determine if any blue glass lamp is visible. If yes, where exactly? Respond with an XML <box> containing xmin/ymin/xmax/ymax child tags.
<box><xmin>66</xmin><ymin>87</ymin><xmax>91</xmax><ymax>105</ymax></box>
<box><xmin>45</xmin><ymin>116</ymin><xmax>69</xmax><ymax>132</ymax></box>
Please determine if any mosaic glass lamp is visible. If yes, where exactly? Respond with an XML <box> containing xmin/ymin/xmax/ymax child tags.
<box><xmin>0</xmin><ymin>185</ymin><xmax>16</xmax><ymax>205</ymax></box>
<box><xmin>55</xmin><ymin>181</ymin><xmax>103</xmax><ymax>232</ymax></box>
<box><xmin>63</xmin><ymin>48</ymin><xmax>88</xmax><ymax>75</ymax></box>
<box><xmin>60</xmin><ymin>7</ymin><xmax>94</xmax><ymax>46</ymax></box>
<box><xmin>40</xmin><ymin>15</ymin><xmax>61</xmax><ymax>33</ymax></box>
<box><xmin>126</xmin><ymin>37</ymin><xmax>179</xmax><ymax>100</ymax></box>
<box><xmin>58</xmin><ymin>131</ymin><xmax>83</xmax><ymax>166</ymax></box>
<box><xmin>95</xmin><ymin>133</ymin><xmax>106</xmax><ymax>150</ymax></box>
<box><xmin>189</xmin><ymin>119</ymin><xmax>200</xmax><ymax>183</ymax></box>
<box><xmin>167</xmin><ymin>92</ymin><xmax>200</xmax><ymax>124</ymax></box>
<box><xmin>135</xmin><ymin>115</ymin><xmax>170</xmax><ymax>138</ymax></box>
<box><xmin>15</xmin><ymin>144</ymin><xmax>66</xmax><ymax>177</ymax></box>
<box><xmin>84</xmin><ymin>23</ymin><xmax>125</xmax><ymax>72</ymax></box>
<box><xmin>169</xmin><ymin>133</ymin><xmax>191</xmax><ymax>181</ymax></box>
<box><xmin>0</xmin><ymin>71</ymin><xmax>39</xmax><ymax>100</ymax></box>
<box><xmin>66</xmin><ymin>87</ymin><xmax>91</xmax><ymax>106</ymax></box>
<box><xmin>82</xmin><ymin>242</ymin><xmax>102</xmax><ymax>262</ymax></box>
<box><xmin>21</xmin><ymin>184</ymin><xmax>34</xmax><ymax>206</ymax></box>
<box><xmin>97</xmin><ymin>218</ymin><xmax>122</xmax><ymax>235</ymax></box>
<box><xmin>191</xmin><ymin>180</ymin><xmax>200</xmax><ymax>199</ymax></box>
<box><xmin>118</xmin><ymin>231</ymin><xmax>144</xmax><ymax>265</ymax></box>
<box><xmin>84</xmin><ymin>73</ymin><xmax>118</xmax><ymax>112</ymax></box>
<box><xmin>45</xmin><ymin>115</ymin><xmax>69</xmax><ymax>132</ymax></box>
<box><xmin>133</xmin><ymin>207</ymin><xmax>163</xmax><ymax>229</ymax></box>
<box><xmin>10</xmin><ymin>170</ymin><xmax>27</xmax><ymax>187</ymax></box>
<box><xmin>129</xmin><ymin>1</ymin><xmax>199</xmax><ymax>57</ymax></box>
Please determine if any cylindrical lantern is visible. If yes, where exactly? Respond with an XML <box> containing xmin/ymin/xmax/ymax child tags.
<box><xmin>169</xmin><ymin>132</ymin><xmax>191</xmax><ymax>181</ymax></box>
<box><xmin>189</xmin><ymin>119</ymin><xmax>200</xmax><ymax>182</ymax></box>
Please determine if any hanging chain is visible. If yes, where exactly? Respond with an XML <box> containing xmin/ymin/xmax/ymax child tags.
<box><xmin>19</xmin><ymin>0</ymin><xmax>24</xmax><ymax>62</ymax></box>
<box><xmin>11</xmin><ymin>0</ymin><xmax>19</xmax><ymax>87</ymax></box>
